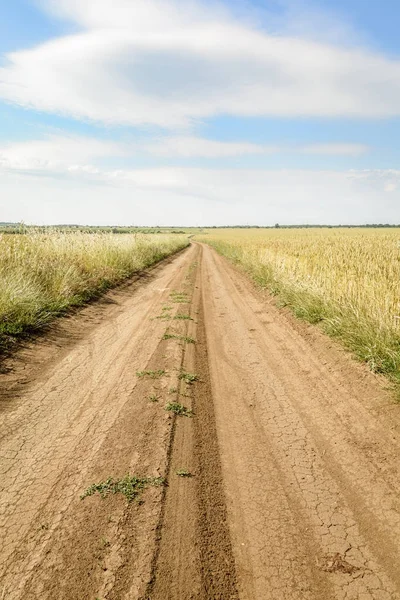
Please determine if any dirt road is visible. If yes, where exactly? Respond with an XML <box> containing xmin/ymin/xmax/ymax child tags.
<box><xmin>1</xmin><ymin>243</ymin><xmax>399</xmax><ymax>600</ymax></box>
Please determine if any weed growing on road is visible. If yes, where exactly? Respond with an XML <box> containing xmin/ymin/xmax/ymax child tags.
<box><xmin>162</xmin><ymin>332</ymin><xmax>196</xmax><ymax>344</ymax></box>
<box><xmin>168</xmin><ymin>387</ymin><xmax>178</xmax><ymax>394</ymax></box>
<box><xmin>81</xmin><ymin>475</ymin><xmax>165</xmax><ymax>503</ymax></box>
<box><xmin>173</xmin><ymin>314</ymin><xmax>193</xmax><ymax>321</ymax></box>
<box><xmin>178</xmin><ymin>372</ymin><xmax>199</xmax><ymax>384</ymax></box>
<box><xmin>136</xmin><ymin>369</ymin><xmax>166</xmax><ymax>379</ymax></box>
<box><xmin>176</xmin><ymin>469</ymin><xmax>193</xmax><ymax>477</ymax></box>
<box><xmin>170</xmin><ymin>290</ymin><xmax>189</xmax><ymax>304</ymax></box>
<box><xmin>148</xmin><ymin>394</ymin><xmax>159</xmax><ymax>402</ymax></box>
<box><xmin>165</xmin><ymin>402</ymin><xmax>193</xmax><ymax>417</ymax></box>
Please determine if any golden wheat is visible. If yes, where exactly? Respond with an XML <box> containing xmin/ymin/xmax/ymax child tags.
<box><xmin>0</xmin><ymin>230</ymin><xmax>188</xmax><ymax>347</ymax></box>
<box><xmin>198</xmin><ymin>228</ymin><xmax>400</xmax><ymax>382</ymax></box>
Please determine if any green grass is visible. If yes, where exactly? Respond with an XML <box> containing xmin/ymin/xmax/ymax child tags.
<box><xmin>136</xmin><ymin>369</ymin><xmax>166</xmax><ymax>379</ymax></box>
<box><xmin>170</xmin><ymin>290</ymin><xmax>190</xmax><ymax>304</ymax></box>
<box><xmin>81</xmin><ymin>474</ymin><xmax>165</xmax><ymax>503</ymax></box>
<box><xmin>173</xmin><ymin>314</ymin><xmax>193</xmax><ymax>321</ymax></box>
<box><xmin>165</xmin><ymin>402</ymin><xmax>193</xmax><ymax>417</ymax></box>
<box><xmin>162</xmin><ymin>332</ymin><xmax>196</xmax><ymax>344</ymax></box>
<box><xmin>176</xmin><ymin>469</ymin><xmax>193</xmax><ymax>477</ymax></box>
<box><xmin>178</xmin><ymin>372</ymin><xmax>199</xmax><ymax>384</ymax></box>
<box><xmin>148</xmin><ymin>394</ymin><xmax>160</xmax><ymax>402</ymax></box>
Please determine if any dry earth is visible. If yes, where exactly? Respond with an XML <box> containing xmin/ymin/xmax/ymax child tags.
<box><xmin>0</xmin><ymin>242</ymin><xmax>399</xmax><ymax>600</ymax></box>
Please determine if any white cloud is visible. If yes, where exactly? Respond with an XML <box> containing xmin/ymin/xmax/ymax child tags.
<box><xmin>145</xmin><ymin>137</ymin><xmax>369</xmax><ymax>158</ymax></box>
<box><xmin>300</xmin><ymin>143</ymin><xmax>368</xmax><ymax>156</ymax></box>
<box><xmin>0</xmin><ymin>135</ymin><xmax>369</xmax><ymax>174</ymax></box>
<box><xmin>144</xmin><ymin>137</ymin><xmax>275</xmax><ymax>158</ymax></box>
<box><xmin>0</xmin><ymin>134</ymin><xmax>122</xmax><ymax>173</ymax></box>
<box><xmin>1</xmin><ymin>0</ymin><xmax>400</xmax><ymax>127</ymax></box>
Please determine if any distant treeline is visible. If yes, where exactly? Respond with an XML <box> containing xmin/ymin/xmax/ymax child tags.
<box><xmin>204</xmin><ymin>224</ymin><xmax>400</xmax><ymax>229</ymax></box>
<box><xmin>0</xmin><ymin>223</ymin><xmax>399</xmax><ymax>234</ymax></box>
<box><xmin>0</xmin><ymin>224</ymin><xmax>189</xmax><ymax>234</ymax></box>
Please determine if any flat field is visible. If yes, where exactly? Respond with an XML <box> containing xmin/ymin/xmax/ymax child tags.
<box><xmin>198</xmin><ymin>228</ymin><xmax>400</xmax><ymax>383</ymax></box>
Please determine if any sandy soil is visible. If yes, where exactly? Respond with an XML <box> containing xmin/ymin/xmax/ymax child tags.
<box><xmin>0</xmin><ymin>242</ymin><xmax>399</xmax><ymax>599</ymax></box>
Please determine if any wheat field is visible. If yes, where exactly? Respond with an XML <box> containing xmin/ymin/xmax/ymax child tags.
<box><xmin>0</xmin><ymin>231</ymin><xmax>188</xmax><ymax>348</ymax></box>
<box><xmin>198</xmin><ymin>228</ymin><xmax>400</xmax><ymax>383</ymax></box>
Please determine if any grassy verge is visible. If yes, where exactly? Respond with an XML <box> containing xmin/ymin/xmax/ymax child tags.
<box><xmin>0</xmin><ymin>231</ymin><xmax>189</xmax><ymax>351</ymax></box>
<box><xmin>197</xmin><ymin>229</ymin><xmax>400</xmax><ymax>388</ymax></box>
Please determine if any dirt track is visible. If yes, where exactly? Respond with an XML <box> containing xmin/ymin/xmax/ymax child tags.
<box><xmin>1</xmin><ymin>242</ymin><xmax>400</xmax><ymax>600</ymax></box>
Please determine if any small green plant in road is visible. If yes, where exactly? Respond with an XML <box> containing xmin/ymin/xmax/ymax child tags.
<box><xmin>136</xmin><ymin>369</ymin><xmax>166</xmax><ymax>379</ymax></box>
<box><xmin>165</xmin><ymin>402</ymin><xmax>193</xmax><ymax>417</ymax></box>
<box><xmin>178</xmin><ymin>372</ymin><xmax>199</xmax><ymax>385</ymax></box>
<box><xmin>176</xmin><ymin>469</ymin><xmax>193</xmax><ymax>477</ymax></box>
<box><xmin>170</xmin><ymin>290</ymin><xmax>189</xmax><ymax>304</ymax></box>
<box><xmin>162</xmin><ymin>306</ymin><xmax>172</xmax><ymax>311</ymax></box>
<box><xmin>81</xmin><ymin>475</ymin><xmax>165</xmax><ymax>503</ymax></box>
<box><xmin>148</xmin><ymin>394</ymin><xmax>159</xmax><ymax>402</ymax></box>
<box><xmin>173</xmin><ymin>314</ymin><xmax>193</xmax><ymax>321</ymax></box>
<box><xmin>162</xmin><ymin>333</ymin><xmax>196</xmax><ymax>344</ymax></box>
<box><xmin>168</xmin><ymin>387</ymin><xmax>178</xmax><ymax>394</ymax></box>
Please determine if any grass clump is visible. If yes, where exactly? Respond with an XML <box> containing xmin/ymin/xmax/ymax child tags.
<box><xmin>162</xmin><ymin>332</ymin><xmax>196</xmax><ymax>344</ymax></box>
<box><xmin>165</xmin><ymin>402</ymin><xmax>193</xmax><ymax>417</ymax></box>
<box><xmin>173</xmin><ymin>314</ymin><xmax>193</xmax><ymax>321</ymax></box>
<box><xmin>178</xmin><ymin>372</ymin><xmax>199</xmax><ymax>384</ymax></box>
<box><xmin>136</xmin><ymin>369</ymin><xmax>166</xmax><ymax>379</ymax></box>
<box><xmin>81</xmin><ymin>474</ymin><xmax>165</xmax><ymax>503</ymax></box>
<box><xmin>170</xmin><ymin>290</ymin><xmax>189</xmax><ymax>304</ymax></box>
<box><xmin>176</xmin><ymin>469</ymin><xmax>193</xmax><ymax>477</ymax></box>
<box><xmin>148</xmin><ymin>394</ymin><xmax>160</xmax><ymax>402</ymax></box>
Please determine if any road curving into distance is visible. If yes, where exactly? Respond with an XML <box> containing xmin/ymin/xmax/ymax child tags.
<box><xmin>0</xmin><ymin>242</ymin><xmax>399</xmax><ymax>599</ymax></box>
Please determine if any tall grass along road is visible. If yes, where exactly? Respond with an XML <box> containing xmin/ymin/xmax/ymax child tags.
<box><xmin>0</xmin><ymin>231</ymin><xmax>188</xmax><ymax>351</ymax></box>
<box><xmin>0</xmin><ymin>242</ymin><xmax>399</xmax><ymax>599</ymax></box>
<box><xmin>198</xmin><ymin>228</ymin><xmax>400</xmax><ymax>386</ymax></box>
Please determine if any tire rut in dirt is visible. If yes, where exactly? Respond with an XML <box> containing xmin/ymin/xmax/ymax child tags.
<box><xmin>192</xmin><ymin>299</ymin><xmax>239</xmax><ymax>600</ymax></box>
<box><xmin>144</xmin><ymin>252</ymin><xmax>239</xmax><ymax>600</ymax></box>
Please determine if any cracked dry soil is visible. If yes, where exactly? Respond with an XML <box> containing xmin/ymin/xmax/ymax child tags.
<box><xmin>0</xmin><ymin>242</ymin><xmax>399</xmax><ymax>600</ymax></box>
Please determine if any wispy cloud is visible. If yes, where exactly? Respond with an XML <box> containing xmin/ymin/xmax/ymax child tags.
<box><xmin>0</xmin><ymin>134</ymin><xmax>369</xmax><ymax>174</ymax></box>
<box><xmin>1</xmin><ymin>0</ymin><xmax>400</xmax><ymax>127</ymax></box>
<box><xmin>0</xmin><ymin>134</ymin><xmax>122</xmax><ymax>173</ymax></box>
<box><xmin>144</xmin><ymin>137</ymin><xmax>369</xmax><ymax>158</ymax></box>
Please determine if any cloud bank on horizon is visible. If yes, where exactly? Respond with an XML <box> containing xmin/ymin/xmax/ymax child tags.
<box><xmin>0</xmin><ymin>0</ymin><xmax>399</xmax><ymax>225</ymax></box>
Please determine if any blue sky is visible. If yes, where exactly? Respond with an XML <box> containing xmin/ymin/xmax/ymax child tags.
<box><xmin>0</xmin><ymin>0</ymin><xmax>400</xmax><ymax>225</ymax></box>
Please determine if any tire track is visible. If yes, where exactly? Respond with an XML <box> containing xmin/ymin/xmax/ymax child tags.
<box><xmin>145</xmin><ymin>249</ymin><xmax>239</xmax><ymax>600</ymax></box>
